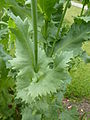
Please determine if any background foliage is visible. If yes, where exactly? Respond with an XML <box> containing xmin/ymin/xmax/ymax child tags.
<box><xmin>0</xmin><ymin>0</ymin><xmax>90</xmax><ymax>120</ymax></box>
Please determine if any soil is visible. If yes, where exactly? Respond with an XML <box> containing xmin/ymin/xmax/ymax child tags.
<box><xmin>63</xmin><ymin>99</ymin><xmax>90</xmax><ymax>119</ymax></box>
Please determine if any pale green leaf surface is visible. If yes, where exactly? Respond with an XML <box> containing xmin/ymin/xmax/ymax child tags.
<box><xmin>10</xmin><ymin>17</ymin><xmax>73</xmax><ymax>102</ymax></box>
<box><xmin>56</xmin><ymin>21</ymin><xmax>90</xmax><ymax>56</ymax></box>
<box><xmin>10</xmin><ymin>17</ymin><xmax>34</xmax><ymax>77</ymax></box>
<box><xmin>54</xmin><ymin>51</ymin><xmax>73</xmax><ymax>71</ymax></box>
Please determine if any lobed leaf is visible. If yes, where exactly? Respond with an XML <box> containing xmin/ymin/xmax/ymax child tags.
<box><xmin>10</xmin><ymin>17</ymin><xmax>73</xmax><ymax>102</ymax></box>
<box><xmin>56</xmin><ymin>20</ymin><xmax>90</xmax><ymax>57</ymax></box>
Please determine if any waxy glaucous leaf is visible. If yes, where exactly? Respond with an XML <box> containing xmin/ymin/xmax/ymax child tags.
<box><xmin>10</xmin><ymin>16</ymin><xmax>73</xmax><ymax>102</ymax></box>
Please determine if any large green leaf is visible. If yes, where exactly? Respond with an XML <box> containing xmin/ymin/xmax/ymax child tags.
<box><xmin>56</xmin><ymin>21</ymin><xmax>90</xmax><ymax>56</ymax></box>
<box><xmin>10</xmin><ymin>17</ymin><xmax>73</xmax><ymax>102</ymax></box>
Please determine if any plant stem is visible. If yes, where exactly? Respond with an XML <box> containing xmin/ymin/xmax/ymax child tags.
<box><xmin>56</xmin><ymin>0</ymin><xmax>70</xmax><ymax>38</ymax></box>
<box><xmin>31</xmin><ymin>0</ymin><xmax>38</xmax><ymax>72</ymax></box>
<box><xmin>80</xmin><ymin>1</ymin><xmax>85</xmax><ymax>16</ymax></box>
<box><xmin>50</xmin><ymin>0</ymin><xmax>70</xmax><ymax>56</ymax></box>
<box><xmin>44</xmin><ymin>19</ymin><xmax>48</xmax><ymax>39</ymax></box>
<box><xmin>43</xmin><ymin>19</ymin><xmax>48</xmax><ymax>53</ymax></box>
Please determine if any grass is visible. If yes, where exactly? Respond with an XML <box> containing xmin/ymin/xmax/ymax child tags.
<box><xmin>64</xmin><ymin>5</ymin><xmax>86</xmax><ymax>26</ymax></box>
<box><xmin>65</xmin><ymin>60</ymin><xmax>90</xmax><ymax>100</ymax></box>
<box><xmin>65</xmin><ymin>41</ymin><xmax>90</xmax><ymax>100</ymax></box>
<box><xmin>64</xmin><ymin>5</ymin><xmax>90</xmax><ymax>100</ymax></box>
<box><xmin>64</xmin><ymin>6</ymin><xmax>81</xmax><ymax>25</ymax></box>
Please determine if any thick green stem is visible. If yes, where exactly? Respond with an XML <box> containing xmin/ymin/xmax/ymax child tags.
<box><xmin>50</xmin><ymin>0</ymin><xmax>70</xmax><ymax>56</ymax></box>
<box><xmin>80</xmin><ymin>2</ymin><xmax>85</xmax><ymax>16</ymax></box>
<box><xmin>43</xmin><ymin>19</ymin><xmax>48</xmax><ymax>53</ymax></box>
<box><xmin>44</xmin><ymin>19</ymin><xmax>48</xmax><ymax>39</ymax></box>
<box><xmin>31</xmin><ymin>0</ymin><xmax>38</xmax><ymax>72</ymax></box>
<box><xmin>56</xmin><ymin>0</ymin><xmax>70</xmax><ymax>38</ymax></box>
